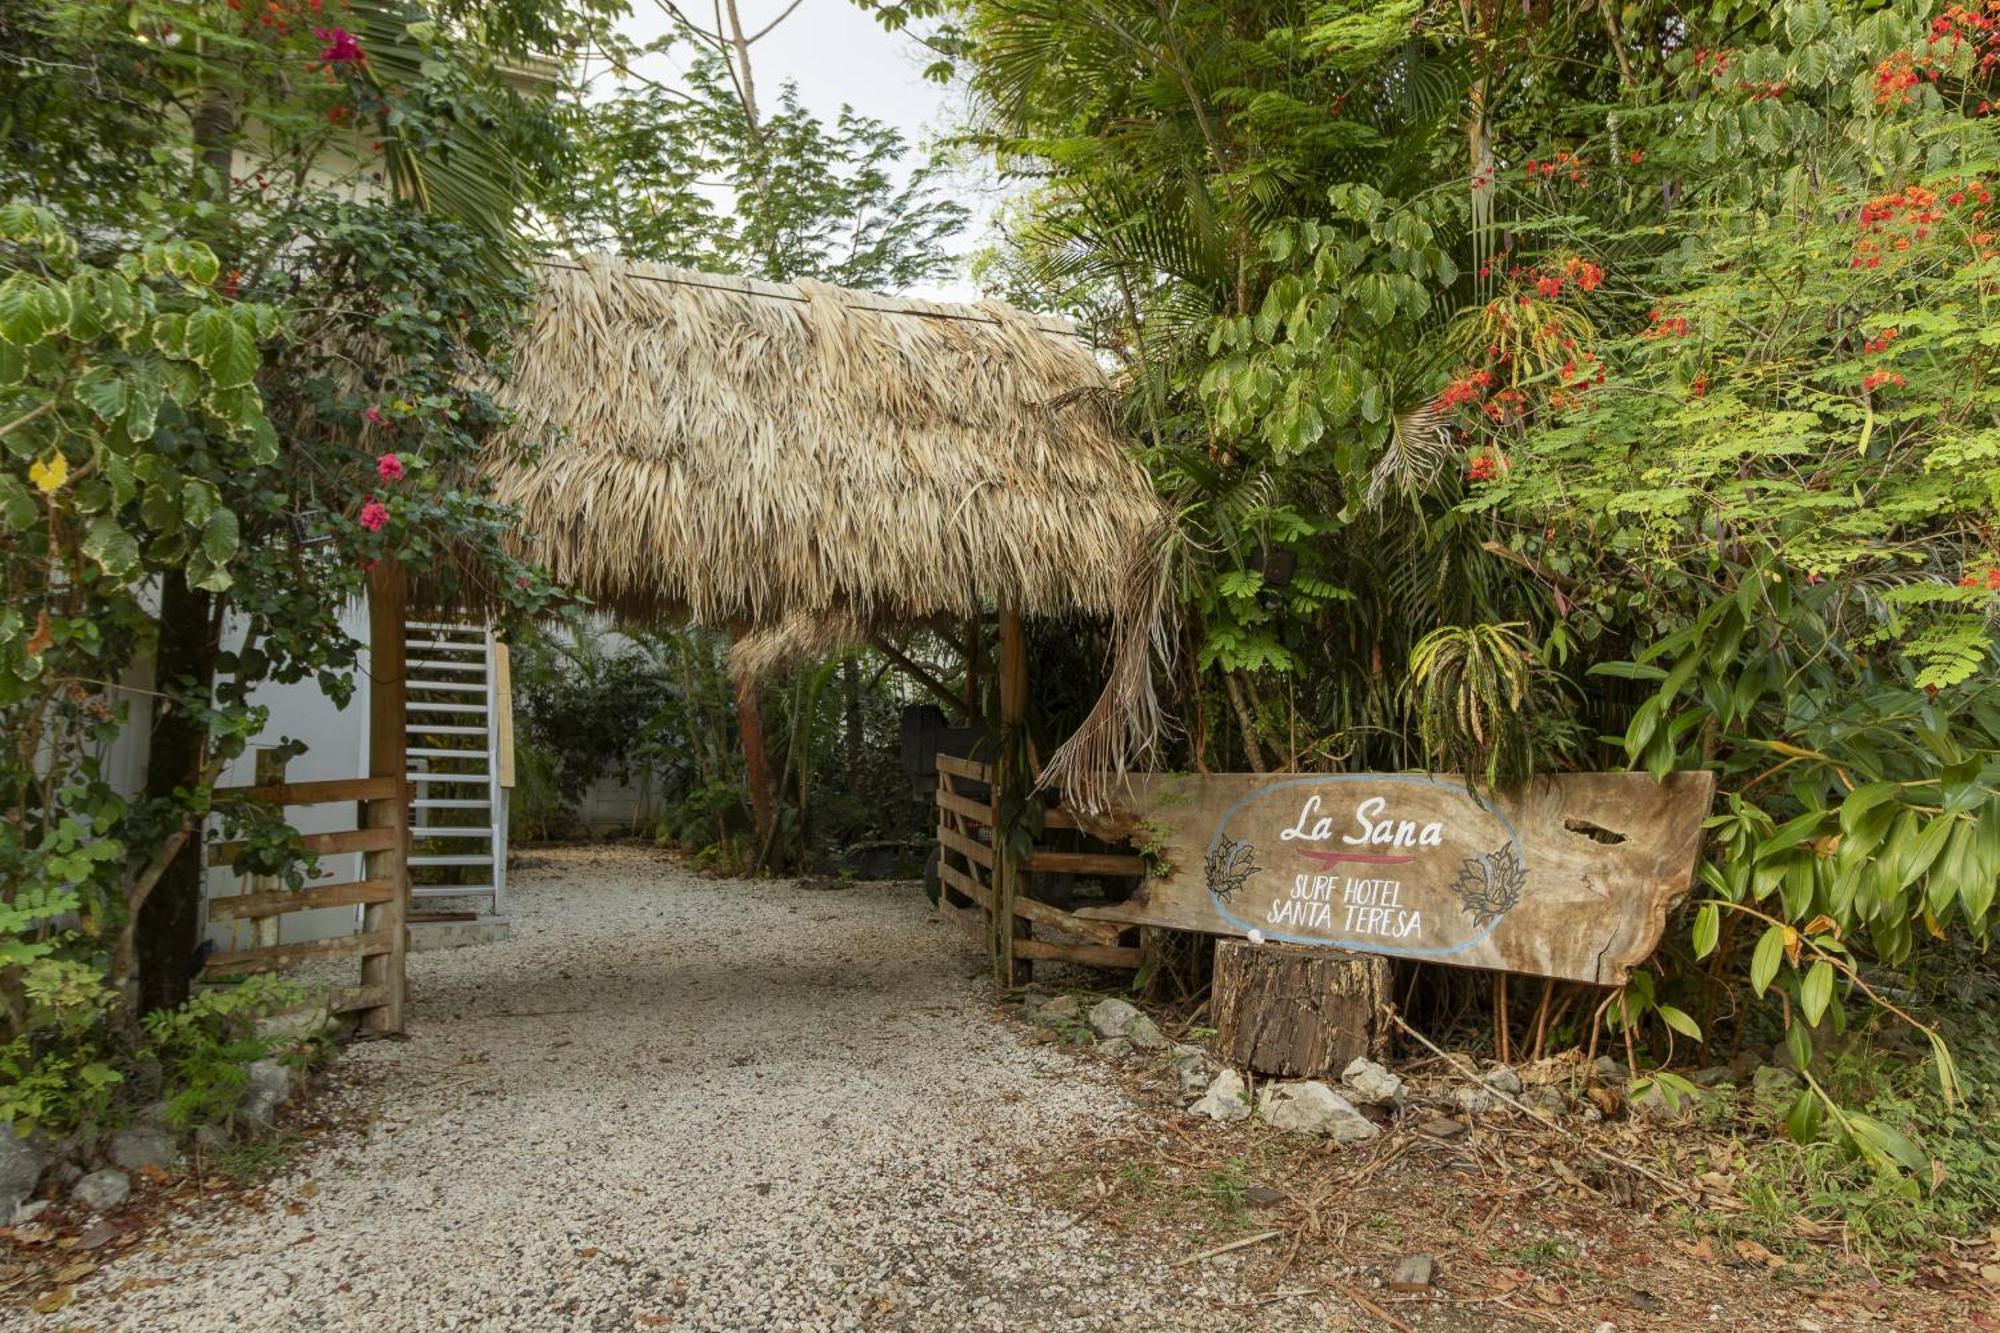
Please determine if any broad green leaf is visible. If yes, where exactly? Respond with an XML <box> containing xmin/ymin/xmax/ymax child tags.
<box><xmin>1750</xmin><ymin>923</ymin><xmax>1787</xmax><ymax>996</ymax></box>
<box><xmin>1799</xmin><ymin>960</ymin><xmax>1835</xmax><ymax>1027</ymax></box>
<box><xmin>200</xmin><ymin>507</ymin><xmax>239</xmax><ymax>564</ymax></box>
<box><xmin>1692</xmin><ymin>902</ymin><xmax>1719</xmax><ymax>959</ymax></box>
<box><xmin>1657</xmin><ymin>1004</ymin><xmax>1703</xmax><ymax>1041</ymax></box>
<box><xmin>80</xmin><ymin>517</ymin><xmax>139</xmax><ymax>577</ymax></box>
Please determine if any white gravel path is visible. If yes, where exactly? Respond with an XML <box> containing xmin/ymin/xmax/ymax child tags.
<box><xmin>68</xmin><ymin>846</ymin><xmax>1288</xmax><ymax>1332</ymax></box>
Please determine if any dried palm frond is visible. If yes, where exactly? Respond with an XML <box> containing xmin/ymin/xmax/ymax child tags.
<box><xmin>1038</xmin><ymin>515</ymin><xmax>1179</xmax><ymax>815</ymax></box>
<box><xmin>729</xmin><ymin>608</ymin><xmax>872</xmax><ymax>683</ymax></box>
<box><xmin>1365</xmin><ymin>404</ymin><xmax>1456</xmax><ymax>510</ymax></box>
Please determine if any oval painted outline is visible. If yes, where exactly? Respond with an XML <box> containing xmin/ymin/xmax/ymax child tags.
<box><xmin>1207</xmin><ymin>774</ymin><xmax>1527</xmax><ymax>958</ymax></box>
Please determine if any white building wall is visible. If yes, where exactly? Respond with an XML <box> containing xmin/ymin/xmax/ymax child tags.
<box><xmin>201</xmin><ymin>599</ymin><xmax>376</xmax><ymax>949</ymax></box>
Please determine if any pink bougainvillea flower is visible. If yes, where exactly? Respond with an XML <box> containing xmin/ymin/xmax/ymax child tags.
<box><xmin>377</xmin><ymin>452</ymin><xmax>404</xmax><ymax>482</ymax></box>
<box><xmin>317</xmin><ymin>27</ymin><xmax>364</xmax><ymax>65</ymax></box>
<box><xmin>358</xmin><ymin>498</ymin><xmax>389</xmax><ymax>532</ymax></box>
<box><xmin>363</xmin><ymin>406</ymin><xmax>385</xmax><ymax>426</ymax></box>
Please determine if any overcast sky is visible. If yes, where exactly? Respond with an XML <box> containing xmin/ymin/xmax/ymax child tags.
<box><xmin>612</xmin><ymin>0</ymin><xmax>993</xmax><ymax>299</ymax></box>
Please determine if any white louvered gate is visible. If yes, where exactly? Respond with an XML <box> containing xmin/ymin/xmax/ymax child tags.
<box><xmin>404</xmin><ymin>619</ymin><xmax>507</xmax><ymax>917</ymax></box>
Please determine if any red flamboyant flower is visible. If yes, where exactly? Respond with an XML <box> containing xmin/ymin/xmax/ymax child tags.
<box><xmin>1465</xmin><ymin>450</ymin><xmax>1504</xmax><ymax>483</ymax></box>
<box><xmin>1862</xmin><ymin>370</ymin><xmax>1907</xmax><ymax>392</ymax></box>
<box><xmin>377</xmin><ymin>453</ymin><xmax>405</xmax><ymax>482</ymax></box>
<box><xmin>358</xmin><ymin>498</ymin><xmax>389</xmax><ymax>532</ymax></box>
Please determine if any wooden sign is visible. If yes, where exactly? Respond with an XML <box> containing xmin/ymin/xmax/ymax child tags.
<box><xmin>1071</xmin><ymin>771</ymin><xmax>1714</xmax><ymax>985</ymax></box>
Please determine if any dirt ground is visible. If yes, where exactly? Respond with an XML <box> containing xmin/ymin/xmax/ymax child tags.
<box><xmin>1</xmin><ymin>845</ymin><xmax>1992</xmax><ymax>1331</ymax></box>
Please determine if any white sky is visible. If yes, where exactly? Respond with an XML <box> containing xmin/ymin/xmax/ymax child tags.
<box><xmin>611</xmin><ymin>0</ymin><xmax>995</xmax><ymax>299</ymax></box>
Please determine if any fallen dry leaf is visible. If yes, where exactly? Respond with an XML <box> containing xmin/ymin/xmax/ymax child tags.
<box><xmin>1734</xmin><ymin>1239</ymin><xmax>1785</xmax><ymax>1268</ymax></box>
<box><xmin>31</xmin><ymin>1286</ymin><xmax>73</xmax><ymax>1314</ymax></box>
<box><xmin>1978</xmin><ymin>1263</ymin><xmax>2000</xmax><ymax>1286</ymax></box>
<box><xmin>53</xmin><ymin>1260</ymin><xmax>97</xmax><ymax>1283</ymax></box>
<box><xmin>299</xmin><ymin>1181</ymin><xmax>319</xmax><ymax>1198</ymax></box>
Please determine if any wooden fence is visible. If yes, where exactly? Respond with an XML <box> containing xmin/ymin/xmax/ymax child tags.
<box><xmin>204</xmin><ymin>773</ymin><xmax>409</xmax><ymax>1032</ymax></box>
<box><xmin>933</xmin><ymin>753</ymin><xmax>1146</xmax><ymax>982</ymax></box>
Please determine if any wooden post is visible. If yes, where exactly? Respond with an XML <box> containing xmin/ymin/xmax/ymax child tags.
<box><xmin>249</xmin><ymin>750</ymin><xmax>287</xmax><ymax>953</ymax></box>
<box><xmin>992</xmin><ymin>605</ymin><xmax>1028</xmax><ymax>986</ymax></box>
<box><xmin>362</xmin><ymin>563</ymin><xmax>409</xmax><ymax>1033</ymax></box>
<box><xmin>728</xmin><ymin>623</ymin><xmax>778</xmax><ymax>870</ymax></box>
<box><xmin>1213</xmin><ymin>939</ymin><xmax>1389</xmax><ymax>1077</ymax></box>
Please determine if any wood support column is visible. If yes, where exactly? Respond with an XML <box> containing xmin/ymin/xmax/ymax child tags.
<box><xmin>991</xmin><ymin>605</ymin><xmax>1028</xmax><ymax>987</ymax></box>
<box><xmin>363</xmin><ymin>563</ymin><xmax>409</xmax><ymax>1033</ymax></box>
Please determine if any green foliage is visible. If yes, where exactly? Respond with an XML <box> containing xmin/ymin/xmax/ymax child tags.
<box><xmin>0</xmin><ymin>0</ymin><xmax>573</xmax><ymax>1126</ymax></box>
<box><xmin>554</xmin><ymin>45</ymin><xmax>969</xmax><ymax>290</ymax></box>
<box><xmin>141</xmin><ymin>974</ymin><xmax>305</xmax><ymax>1130</ymax></box>
<box><xmin>964</xmin><ymin>0</ymin><xmax>2000</xmax><ymax>1198</ymax></box>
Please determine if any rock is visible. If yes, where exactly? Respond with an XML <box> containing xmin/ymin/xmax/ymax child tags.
<box><xmin>107</xmin><ymin>1126</ymin><xmax>178</xmax><ymax>1172</ymax></box>
<box><xmin>1189</xmin><ymin>1070</ymin><xmax>1251</xmax><ymax>1123</ymax></box>
<box><xmin>1097</xmin><ymin>1037</ymin><xmax>1133</xmax><ymax>1058</ymax></box>
<box><xmin>254</xmin><ymin>997</ymin><xmax>333</xmax><ymax>1045</ymax></box>
<box><xmin>194</xmin><ymin>1124</ymin><xmax>231</xmax><ymax>1154</ymax></box>
<box><xmin>10</xmin><ymin>1199</ymin><xmax>49</xmax><ymax>1225</ymax></box>
<box><xmin>1592</xmin><ymin>1056</ymin><xmax>1629</xmax><ymax>1082</ymax></box>
<box><xmin>1453</xmin><ymin>1086</ymin><xmax>1495</xmax><ymax>1115</ymax></box>
<box><xmin>1751</xmin><ymin>1065</ymin><xmax>1800</xmax><ymax>1095</ymax></box>
<box><xmin>1034</xmin><ymin>995</ymin><xmax>1081</xmax><ymax>1024</ymax></box>
<box><xmin>1257</xmin><ymin>1081</ymin><xmax>1378</xmax><ymax>1142</ymax></box>
<box><xmin>1418</xmin><ymin>1116</ymin><xmax>1467</xmax><ymax>1139</ymax></box>
<box><xmin>1485</xmin><ymin>1064</ymin><xmax>1523</xmax><ymax>1096</ymax></box>
<box><xmin>1087</xmin><ymin>998</ymin><xmax>1140</xmax><ymax>1039</ymax></box>
<box><xmin>247</xmin><ymin>1058</ymin><xmax>293</xmax><ymax>1103</ymax></box>
<box><xmin>1690</xmin><ymin>1065</ymin><xmax>1736</xmax><ymax>1089</ymax></box>
<box><xmin>72</xmin><ymin>1168</ymin><xmax>130</xmax><ymax>1213</ymax></box>
<box><xmin>1170</xmin><ymin>1046</ymin><xmax>1213</xmax><ymax>1101</ymax></box>
<box><xmin>238</xmin><ymin>1057</ymin><xmax>296</xmax><ymax>1133</ymax></box>
<box><xmin>1386</xmin><ymin>1253</ymin><xmax>1436</xmax><ymax>1293</ymax></box>
<box><xmin>1520</xmin><ymin>1085</ymin><xmax>1568</xmax><ymax>1117</ymax></box>
<box><xmin>1124</xmin><ymin>1014</ymin><xmax>1168</xmax><ymax>1052</ymax></box>
<box><xmin>1631</xmin><ymin>1082</ymin><xmax>1693</xmax><ymax>1123</ymax></box>
<box><xmin>1340</xmin><ymin>1057</ymin><xmax>1404</xmax><ymax>1107</ymax></box>
<box><xmin>1242</xmin><ymin>1183</ymin><xmax>1285</xmax><ymax>1208</ymax></box>
<box><xmin>0</xmin><ymin>1126</ymin><xmax>48</xmax><ymax>1222</ymax></box>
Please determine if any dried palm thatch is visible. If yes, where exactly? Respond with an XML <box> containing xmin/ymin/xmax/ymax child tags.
<box><xmin>483</xmin><ymin>256</ymin><xmax>1176</xmax><ymax>806</ymax></box>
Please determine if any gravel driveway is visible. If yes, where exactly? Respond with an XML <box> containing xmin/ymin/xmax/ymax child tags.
<box><xmin>70</xmin><ymin>846</ymin><xmax>1277</xmax><ymax>1332</ymax></box>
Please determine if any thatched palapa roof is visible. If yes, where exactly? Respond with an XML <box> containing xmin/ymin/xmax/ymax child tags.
<box><xmin>487</xmin><ymin>256</ymin><xmax>1167</xmax><ymax>629</ymax></box>
<box><xmin>483</xmin><ymin>256</ymin><xmax>1175</xmax><ymax>807</ymax></box>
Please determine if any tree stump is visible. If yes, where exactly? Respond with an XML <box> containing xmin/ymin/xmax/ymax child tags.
<box><xmin>1213</xmin><ymin>939</ymin><xmax>1389</xmax><ymax>1077</ymax></box>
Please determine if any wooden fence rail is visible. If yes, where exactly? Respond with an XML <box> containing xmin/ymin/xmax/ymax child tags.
<box><xmin>933</xmin><ymin>753</ymin><xmax>1144</xmax><ymax>982</ymax></box>
<box><xmin>205</xmin><ymin>771</ymin><xmax>408</xmax><ymax>1031</ymax></box>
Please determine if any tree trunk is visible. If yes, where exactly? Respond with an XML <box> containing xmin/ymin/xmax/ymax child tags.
<box><xmin>730</xmin><ymin>627</ymin><xmax>778</xmax><ymax>869</ymax></box>
<box><xmin>842</xmin><ymin>657</ymin><xmax>862</xmax><ymax>771</ymax></box>
<box><xmin>135</xmin><ymin>572</ymin><xmax>216</xmax><ymax>1014</ymax></box>
<box><xmin>1213</xmin><ymin>939</ymin><xmax>1389</xmax><ymax>1077</ymax></box>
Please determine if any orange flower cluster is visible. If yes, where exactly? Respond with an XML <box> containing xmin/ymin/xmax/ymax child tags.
<box><xmin>1852</xmin><ymin>181</ymin><xmax>1993</xmax><ymax>267</ymax></box>
<box><xmin>1643</xmin><ymin>308</ymin><xmax>1691</xmax><ymax>339</ymax></box>
<box><xmin>1875</xmin><ymin>50</ymin><xmax>1928</xmax><ymax>107</ymax></box>
<box><xmin>1437</xmin><ymin>368</ymin><xmax>1495</xmax><ymax>409</ymax></box>
<box><xmin>225</xmin><ymin>0</ymin><xmax>334</xmax><ymax>35</ymax></box>
<box><xmin>1692</xmin><ymin>48</ymin><xmax>1734</xmax><ymax>77</ymax></box>
<box><xmin>1931</xmin><ymin>3</ymin><xmax>2000</xmax><ymax>77</ymax></box>
<box><xmin>1464</xmin><ymin>449</ymin><xmax>1507</xmax><ymax>483</ymax></box>
<box><xmin>1863</xmin><ymin>326</ymin><xmax>1901</xmax><ymax>354</ymax></box>
<box><xmin>1959</xmin><ymin>565</ymin><xmax>2000</xmax><ymax>588</ymax></box>
<box><xmin>1524</xmin><ymin>151</ymin><xmax>1588</xmax><ymax>187</ymax></box>
<box><xmin>1862</xmin><ymin>370</ymin><xmax>1908</xmax><ymax>392</ymax></box>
